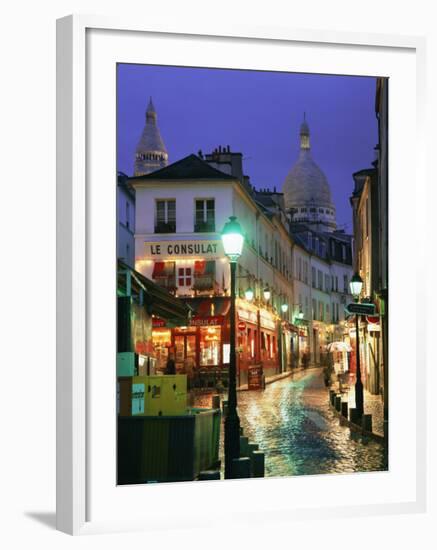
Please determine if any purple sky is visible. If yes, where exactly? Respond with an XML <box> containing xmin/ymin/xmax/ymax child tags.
<box><xmin>117</xmin><ymin>64</ymin><xmax>378</xmax><ymax>231</ymax></box>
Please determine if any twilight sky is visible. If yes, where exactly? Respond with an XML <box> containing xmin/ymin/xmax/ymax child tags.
<box><xmin>117</xmin><ymin>64</ymin><xmax>378</xmax><ymax>231</ymax></box>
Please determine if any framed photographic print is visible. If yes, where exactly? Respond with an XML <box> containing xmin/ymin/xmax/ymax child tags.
<box><xmin>56</xmin><ymin>15</ymin><xmax>427</xmax><ymax>535</ymax></box>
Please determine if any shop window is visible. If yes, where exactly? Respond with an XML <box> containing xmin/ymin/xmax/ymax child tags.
<box><xmin>178</xmin><ymin>267</ymin><xmax>192</xmax><ymax>287</ymax></box>
<box><xmin>152</xmin><ymin>329</ymin><xmax>172</xmax><ymax>372</ymax></box>
<box><xmin>199</xmin><ymin>326</ymin><xmax>221</xmax><ymax>366</ymax></box>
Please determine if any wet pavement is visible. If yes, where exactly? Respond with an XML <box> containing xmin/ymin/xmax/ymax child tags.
<box><xmin>197</xmin><ymin>367</ymin><xmax>388</xmax><ymax>478</ymax></box>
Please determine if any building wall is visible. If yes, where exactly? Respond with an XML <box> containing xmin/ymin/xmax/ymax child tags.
<box><xmin>117</xmin><ymin>183</ymin><xmax>135</xmax><ymax>268</ymax></box>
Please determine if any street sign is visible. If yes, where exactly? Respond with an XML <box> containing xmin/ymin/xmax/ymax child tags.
<box><xmin>345</xmin><ymin>302</ymin><xmax>376</xmax><ymax>316</ymax></box>
<box><xmin>238</xmin><ymin>321</ymin><xmax>246</xmax><ymax>331</ymax></box>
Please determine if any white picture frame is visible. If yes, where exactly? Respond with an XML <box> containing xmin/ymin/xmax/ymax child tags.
<box><xmin>56</xmin><ymin>14</ymin><xmax>427</xmax><ymax>535</ymax></box>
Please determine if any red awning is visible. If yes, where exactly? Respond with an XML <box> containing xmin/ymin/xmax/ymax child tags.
<box><xmin>182</xmin><ymin>297</ymin><xmax>230</xmax><ymax>325</ymax></box>
<box><xmin>194</xmin><ymin>260</ymin><xmax>206</xmax><ymax>275</ymax></box>
<box><xmin>152</xmin><ymin>261</ymin><xmax>175</xmax><ymax>278</ymax></box>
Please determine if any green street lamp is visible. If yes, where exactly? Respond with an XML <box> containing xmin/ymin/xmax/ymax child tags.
<box><xmin>349</xmin><ymin>273</ymin><xmax>364</xmax><ymax>418</ymax></box>
<box><xmin>298</xmin><ymin>308</ymin><xmax>304</xmax><ymax>320</ymax></box>
<box><xmin>244</xmin><ymin>287</ymin><xmax>254</xmax><ymax>302</ymax></box>
<box><xmin>281</xmin><ymin>303</ymin><xmax>289</xmax><ymax>313</ymax></box>
<box><xmin>263</xmin><ymin>287</ymin><xmax>271</xmax><ymax>301</ymax></box>
<box><xmin>221</xmin><ymin>216</ymin><xmax>244</xmax><ymax>479</ymax></box>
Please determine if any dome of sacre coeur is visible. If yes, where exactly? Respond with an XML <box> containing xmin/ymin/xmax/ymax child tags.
<box><xmin>283</xmin><ymin>118</ymin><xmax>334</xmax><ymax>210</ymax></box>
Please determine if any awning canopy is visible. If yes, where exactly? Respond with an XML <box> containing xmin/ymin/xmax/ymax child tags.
<box><xmin>179</xmin><ymin>296</ymin><xmax>230</xmax><ymax>326</ymax></box>
<box><xmin>117</xmin><ymin>260</ymin><xmax>190</xmax><ymax>327</ymax></box>
<box><xmin>152</xmin><ymin>261</ymin><xmax>175</xmax><ymax>278</ymax></box>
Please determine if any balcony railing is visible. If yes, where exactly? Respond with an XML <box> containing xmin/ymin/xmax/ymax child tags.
<box><xmin>192</xmin><ymin>275</ymin><xmax>215</xmax><ymax>291</ymax></box>
<box><xmin>194</xmin><ymin>221</ymin><xmax>215</xmax><ymax>233</ymax></box>
<box><xmin>154</xmin><ymin>277</ymin><xmax>176</xmax><ymax>291</ymax></box>
<box><xmin>155</xmin><ymin>221</ymin><xmax>176</xmax><ymax>233</ymax></box>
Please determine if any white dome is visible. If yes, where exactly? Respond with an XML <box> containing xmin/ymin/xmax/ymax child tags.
<box><xmin>282</xmin><ymin>118</ymin><xmax>336</xmax><ymax>231</ymax></box>
<box><xmin>283</xmin><ymin>149</ymin><xmax>333</xmax><ymax>208</ymax></box>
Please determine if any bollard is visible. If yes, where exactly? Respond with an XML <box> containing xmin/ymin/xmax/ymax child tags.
<box><xmin>198</xmin><ymin>470</ymin><xmax>221</xmax><ymax>481</ymax></box>
<box><xmin>239</xmin><ymin>426</ymin><xmax>244</xmax><ymax>436</ymax></box>
<box><xmin>211</xmin><ymin>395</ymin><xmax>220</xmax><ymax>409</ymax></box>
<box><xmin>362</xmin><ymin>414</ymin><xmax>373</xmax><ymax>433</ymax></box>
<box><xmin>329</xmin><ymin>390</ymin><xmax>336</xmax><ymax>406</ymax></box>
<box><xmin>335</xmin><ymin>395</ymin><xmax>342</xmax><ymax>412</ymax></box>
<box><xmin>341</xmin><ymin>401</ymin><xmax>348</xmax><ymax>418</ymax></box>
<box><xmin>211</xmin><ymin>395</ymin><xmax>221</xmax><ymax>410</ymax></box>
<box><xmin>239</xmin><ymin>436</ymin><xmax>249</xmax><ymax>457</ymax></box>
<box><xmin>222</xmin><ymin>400</ymin><xmax>228</xmax><ymax>417</ymax></box>
<box><xmin>252</xmin><ymin>451</ymin><xmax>265</xmax><ymax>478</ymax></box>
<box><xmin>231</xmin><ymin>457</ymin><xmax>251</xmax><ymax>479</ymax></box>
<box><xmin>248</xmin><ymin>443</ymin><xmax>259</xmax><ymax>455</ymax></box>
<box><xmin>349</xmin><ymin>407</ymin><xmax>361</xmax><ymax>426</ymax></box>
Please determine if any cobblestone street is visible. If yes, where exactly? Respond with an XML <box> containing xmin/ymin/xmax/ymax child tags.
<box><xmin>196</xmin><ymin>367</ymin><xmax>388</xmax><ymax>478</ymax></box>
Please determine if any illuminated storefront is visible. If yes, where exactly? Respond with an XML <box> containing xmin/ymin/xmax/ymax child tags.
<box><xmin>236</xmin><ymin>300</ymin><xmax>281</xmax><ymax>385</ymax></box>
<box><xmin>152</xmin><ymin>297</ymin><xmax>230</xmax><ymax>388</ymax></box>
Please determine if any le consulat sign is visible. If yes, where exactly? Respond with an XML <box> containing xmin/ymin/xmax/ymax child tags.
<box><xmin>144</xmin><ymin>240</ymin><xmax>224</xmax><ymax>259</ymax></box>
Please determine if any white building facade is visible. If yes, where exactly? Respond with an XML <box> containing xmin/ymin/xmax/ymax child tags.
<box><xmin>131</xmin><ymin>154</ymin><xmax>297</xmax><ymax>385</ymax></box>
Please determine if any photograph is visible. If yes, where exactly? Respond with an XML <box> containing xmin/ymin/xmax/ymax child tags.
<box><xmin>115</xmin><ymin>63</ymin><xmax>388</xmax><ymax>484</ymax></box>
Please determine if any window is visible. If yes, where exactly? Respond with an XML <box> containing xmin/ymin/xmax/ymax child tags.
<box><xmin>303</xmin><ymin>261</ymin><xmax>308</xmax><ymax>284</ymax></box>
<box><xmin>343</xmin><ymin>274</ymin><xmax>349</xmax><ymax>294</ymax></box>
<box><xmin>318</xmin><ymin>270</ymin><xmax>323</xmax><ymax>290</ymax></box>
<box><xmin>199</xmin><ymin>327</ymin><xmax>221</xmax><ymax>366</ymax></box>
<box><xmin>312</xmin><ymin>299</ymin><xmax>317</xmax><ymax>320</ymax></box>
<box><xmin>125</xmin><ymin>201</ymin><xmax>130</xmax><ymax>229</ymax></box>
<box><xmin>178</xmin><ymin>267</ymin><xmax>192</xmax><ymax>287</ymax></box>
<box><xmin>319</xmin><ymin>301</ymin><xmax>324</xmax><ymax>321</ymax></box>
<box><xmin>326</xmin><ymin>303</ymin><xmax>330</xmax><ymax>320</ymax></box>
<box><xmin>195</xmin><ymin>199</ymin><xmax>215</xmax><ymax>232</ymax></box>
<box><xmin>312</xmin><ymin>267</ymin><xmax>316</xmax><ymax>288</ymax></box>
<box><xmin>155</xmin><ymin>199</ymin><xmax>176</xmax><ymax>233</ymax></box>
<box><xmin>325</xmin><ymin>274</ymin><xmax>330</xmax><ymax>292</ymax></box>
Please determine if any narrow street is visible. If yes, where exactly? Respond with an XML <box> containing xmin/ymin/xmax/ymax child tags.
<box><xmin>225</xmin><ymin>368</ymin><xmax>387</xmax><ymax>477</ymax></box>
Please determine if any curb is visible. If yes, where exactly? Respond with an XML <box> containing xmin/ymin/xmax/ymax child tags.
<box><xmin>329</xmin><ymin>401</ymin><xmax>385</xmax><ymax>443</ymax></box>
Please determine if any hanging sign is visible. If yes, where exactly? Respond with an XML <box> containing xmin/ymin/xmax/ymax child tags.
<box><xmin>345</xmin><ymin>302</ymin><xmax>375</xmax><ymax>316</ymax></box>
<box><xmin>238</xmin><ymin>321</ymin><xmax>246</xmax><ymax>331</ymax></box>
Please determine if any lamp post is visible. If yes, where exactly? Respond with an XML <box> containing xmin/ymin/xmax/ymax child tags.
<box><xmin>349</xmin><ymin>273</ymin><xmax>364</xmax><ymax>418</ymax></box>
<box><xmin>221</xmin><ymin>216</ymin><xmax>244</xmax><ymax>479</ymax></box>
